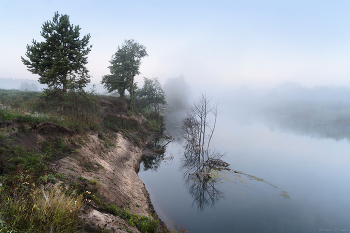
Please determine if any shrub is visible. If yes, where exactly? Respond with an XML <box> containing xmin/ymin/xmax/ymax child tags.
<box><xmin>88</xmin><ymin>179</ymin><xmax>98</xmax><ymax>185</ymax></box>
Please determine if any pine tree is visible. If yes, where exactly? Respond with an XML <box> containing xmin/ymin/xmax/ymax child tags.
<box><xmin>21</xmin><ymin>12</ymin><xmax>92</xmax><ymax>93</ymax></box>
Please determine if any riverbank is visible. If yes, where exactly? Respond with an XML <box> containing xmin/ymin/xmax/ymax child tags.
<box><xmin>0</xmin><ymin>91</ymin><xmax>170</xmax><ymax>232</ymax></box>
<box><xmin>54</xmin><ymin>131</ymin><xmax>169</xmax><ymax>232</ymax></box>
<box><xmin>0</xmin><ymin>121</ymin><xmax>169</xmax><ymax>233</ymax></box>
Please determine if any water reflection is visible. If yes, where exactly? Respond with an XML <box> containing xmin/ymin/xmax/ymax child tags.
<box><xmin>141</xmin><ymin>136</ymin><xmax>174</xmax><ymax>171</ymax></box>
<box><xmin>141</xmin><ymin>152</ymin><xmax>175</xmax><ymax>171</ymax></box>
<box><xmin>142</xmin><ymin>153</ymin><xmax>166</xmax><ymax>171</ymax></box>
<box><xmin>183</xmin><ymin>167</ymin><xmax>223</xmax><ymax>211</ymax></box>
<box><xmin>177</xmin><ymin>94</ymin><xmax>229</xmax><ymax>210</ymax></box>
<box><xmin>228</xmin><ymin>107</ymin><xmax>350</xmax><ymax>141</ymax></box>
<box><xmin>139</xmin><ymin>99</ymin><xmax>350</xmax><ymax>232</ymax></box>
<box><xmin>179</xmin><ymin>144</ymin><xmax>284</xmax><ymax>211</ymax></box>
<box><xmin>164</xmin><ymin>114</ymin><xmax>185</xmax><ymax>143</ymax></box>
<box><xmin>262</xmin><ymin>112</ymin><xmax>350</xmax><ymax>141</ymax></box>
<box><xmin>180</xmin><ymin>146</ymin><xmax>228</xmax><ymax>211</ymax></box>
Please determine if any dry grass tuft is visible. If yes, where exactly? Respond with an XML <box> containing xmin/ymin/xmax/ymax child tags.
<box><xmin>0</xmin><ymin>183</ymin><xmax>83</xmax><ymax>232</ymax></box>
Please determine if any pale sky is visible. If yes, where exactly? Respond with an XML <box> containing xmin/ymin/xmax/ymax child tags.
<box><xmin>1</xmin><ymin>0</ymin><xmax>350</xmax><ymax>90</ymax></box>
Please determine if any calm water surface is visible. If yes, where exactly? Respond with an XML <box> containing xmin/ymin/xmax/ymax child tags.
<box><xmin>139</xmin><ymin>110</ymin><xmax>350</xmax><ymax>233</ymax></box>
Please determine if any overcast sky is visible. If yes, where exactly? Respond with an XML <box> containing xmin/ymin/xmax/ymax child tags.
<box><xmin>1</xmin><ymin>0</ymin><xmax>350</xmax><ymax>90</ymax></box>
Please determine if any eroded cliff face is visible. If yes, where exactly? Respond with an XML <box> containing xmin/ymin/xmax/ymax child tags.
<box><xmin>0</xmin><ymin>94</ymin><xmax>168</xmax><ymax>232</ymax></box>
<box><xmin>51</xmin><ymin>132</ymin><xmax>164</xmax><ymax>233</ymax></box>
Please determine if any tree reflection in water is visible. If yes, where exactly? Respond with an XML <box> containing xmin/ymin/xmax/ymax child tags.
<box><xmin>141</xmin><ymin>134</ymin><xmax>174</xmax><ymax>171</ymax></box>
<box><xmin>180</xmin><ymin>146</ymin><xmax>228</xmax><ymax>211</ymax></box>
<box><xmin>141</xmin><ymin>94</ymin><xmax>283</xmax><ymax>212</ymax></box>
<box><xmin>179</xmin><ymin>94</ymin><xmax>281</xmax><ymax>211</ymax></box>
<box><xmin>179</xmin><ymin>145</ymin><xmax>280</xmax><ymax>211</ymax></box>
<box><xmin>180</xmin><ymin>93</ymin><xmax>230</xmax><ymax>211</ymax></box>
<box><xmin>142</xmin><ymin>153</ymin><xmax>166</xmax><ymax>171</ymax></box>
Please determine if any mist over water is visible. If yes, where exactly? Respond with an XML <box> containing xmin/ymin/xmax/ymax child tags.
<box><xmin>2</xmin><ymin>1</ymin><xmax>350</xmax><ymax>231</ymax></box>
<box><xmin>162</xmin><ymin>76</ymin><xmax>191</xmax><ymax>142</ymax></box>
<box><xmin>139</xmin><ymin>79</ymin><xmax>350</xmax><ymax>233</ymax></box>
<box><xmin>5</xmin><ymin>71</ymin><xmax>350</xmax><ymax>232</ymax></box>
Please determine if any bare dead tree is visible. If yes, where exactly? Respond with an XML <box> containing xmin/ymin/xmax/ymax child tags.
<box><xmin>180</xmin><ymin>93</ymin><xmax>224</xmax><ymax>173</ymax></box>
<box><xmin>179</xmin><ymin>93</ymin><xmax>232</xmax><ymax>211</ymax></box>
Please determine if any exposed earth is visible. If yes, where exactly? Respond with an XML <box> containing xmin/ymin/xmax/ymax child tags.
<box><xmin>0</xmin><ymin>120</ymin><xmax>169</xmax><ymax>233</ymax></box>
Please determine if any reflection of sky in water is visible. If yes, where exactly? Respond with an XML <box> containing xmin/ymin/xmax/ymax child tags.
<box><xmin>139</xmin><ymin>110</ymin><xmax>350</xmax><ymax>233</ymax></box>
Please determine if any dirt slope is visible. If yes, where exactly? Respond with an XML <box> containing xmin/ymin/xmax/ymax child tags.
<box><xmin>50</xmin><ymin>132</ymin><xmax>165</xmax><ymax>232</ymax></box>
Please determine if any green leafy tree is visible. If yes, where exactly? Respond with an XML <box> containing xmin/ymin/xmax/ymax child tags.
<box><xmin>136</xmin><ymin>77</ymin><xmax>166</xmax><ymax>115</ymax></box>
<box><xmin>101</xmin><ymin>39</ymin><xmax>148</xmax><ymax>111</ymax></box>
<box><xmin>21</xmin><ymin>12</ymin><xmax>92</xmax><ymax>93</ymax></box>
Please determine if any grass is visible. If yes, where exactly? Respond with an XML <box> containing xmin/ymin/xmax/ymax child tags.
<box><xmin>99</xmin><ymin>133</ymin><xmax>116</xmax><ymax>149</ymax></box>
<box><xmin>0</xmin><ymin>88</ymin><xmax>99</xmax><ymax>131</ymax></box>
<box><xmin>90</xmin><ymin>194</ymin><xmax>101</xmax><ymax>205</ymax></box>
<box><xmin>54</xmin><ymin>172</ymin><xmax>66</xmax><ymax>180</ymax></box>
<box><xmin>103</xmin><ymin>115</ymin><xmax>140</xmax><ymax>132</ymax></box>
<box><xmin>0</xmin><ymin>183</ymin><xmax>83</xmax><ymax>232</ymax></box>
<box><xmin>0</xmin><ymin>89</ymin><xmax>170</xmax><ymax>232</ymax></box>
<box><xmin>103</xmin><ymin>203</ymin><xmax>160</xmax><ymax>233</ymax></box>
<box><xmin>88</xmin><ymin>179</ymin><xmax>98</xmax><ymax>185</ymax></box>
<box><xmin>0</xmin><ymin>128</ymin><xmax>84</xmax><ymax>232</ymax></box>
<box><xmin>0</xmin><ymin>133</ymin><xmax>47</xmax><ymax>175</ymax></box>
<box><xmin>0</xmin><ymin>88</ymin><xmax>164</xmax><ymax>143</ymax></box>
<box><xmin>103</xmin><ymin>102</ymin><xmax>164</xmax><ymax>145</ymax></box>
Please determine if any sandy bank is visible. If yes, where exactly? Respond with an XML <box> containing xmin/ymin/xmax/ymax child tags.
<box><xmin>52</xmin><ymin>132</ymin><xmax>168</xmax><ymax>233</ymax></box>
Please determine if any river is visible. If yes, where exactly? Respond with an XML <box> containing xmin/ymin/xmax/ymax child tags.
<box><xmin>139</xmin><ymin>108</ymin><xmax>350</xmax><ymax>233</ymax></box>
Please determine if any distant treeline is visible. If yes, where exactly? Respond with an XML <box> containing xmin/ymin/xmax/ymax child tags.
<box><xmin>229</xmin><ymin>82</ymin><xmax>350</xmax><ymax>110</ymax></box>
<box><xmin>0</xmin><ymin>78</ymin><xmax>44</xmax><ymax>90</ymax></box>
<box><xmin>0</xmin><ymin>77</ymin><xmax>106</xmax><ymax>93</ymax></box>
<box><xmin>225</xmin><ymin>82</ymin><xmax>350</xmax><ymax>141</ymax></box>
<box><xmin>228</xmin><ymin>82</ymin><xmax>350</xmax><ymax>125</ymax></box>
<box><xmin>267</xmin><ymin>82</ymin><xmax>350</xmax><ymax>105</ymax></box>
